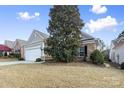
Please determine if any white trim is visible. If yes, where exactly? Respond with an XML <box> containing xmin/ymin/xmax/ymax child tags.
<box><xmin>24</xmin><ymin>41</ymin><xmax>44</xmax><ymax>48</ymax></box>
<box><xmin>25</xmin><ymin>47</ymin><xmax>41</xmax><ymax>51</ymax></box>
<box><xmin>35</xmin><ymin>31</ymin><xmax>45</xmax><ymax>40</ymax></box>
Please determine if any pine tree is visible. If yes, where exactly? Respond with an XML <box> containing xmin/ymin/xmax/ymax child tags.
<box><xmin>45</xmin><ymin>5</ymin><xmax>84</xmax><ymax>62</ymax></box>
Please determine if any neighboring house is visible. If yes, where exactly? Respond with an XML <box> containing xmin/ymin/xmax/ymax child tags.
<box><xmin>0</xmin><ymin>44</ymin><xmax>12</xmax><ymax>56</ymax></box>
<box><xmin>24</xmin><ymin>30</ymin><xmax>49</xmax><ymax>61</ymax></box>
<box><xmin>109</xmin><ymin>40</ymin><xmax>116</xmax><ymax>63</ymax></box>
<box><xmin>4</xmin><ymin>40</ymin><xmax>14</xmax><ymax>55</ymax></box>
<box><xmin>13</xmin><ymin>39</ymin><xmax>27</xmax><ymax>58</ymax></box>
<box><xmin>110</xmin><ymin>36</ymin><xmax>124</xmax><ymax>65</ymax></box>
<box><xmin>78</xmin><ymin>32</ymin><xmax>102</xmax><ymax>60</ymax></box>
<box><xmin>4</xmin><ymin>39</ymin><xmax>26</xmax><ymax>58</ymax></box>
<box><xmin>4</xmin><ymin>40</ymin><xmax>14</xmax><ymax>50</ymax></box>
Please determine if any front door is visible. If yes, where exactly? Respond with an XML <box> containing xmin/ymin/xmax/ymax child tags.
<box><xmin>84</xmin><ymin>45</ymin><xmax>87</xmax><ymax>57</ymax></box>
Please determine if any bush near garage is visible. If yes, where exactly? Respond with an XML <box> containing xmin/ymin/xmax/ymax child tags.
<box><xmin>35</xmin><ymin>58</ymin><xmax>42</xmax><ymax>62</ymax></box>
<box><xmin>18</xmin><ymin>58</ymin><xmax>25</xmax><ymax>61</ymax></box>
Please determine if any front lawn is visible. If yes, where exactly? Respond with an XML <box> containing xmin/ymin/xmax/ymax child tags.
<box><xmin>0</xmin><ymin>62</ymin><xmax>124</xmax><ymax>88</ymax></box>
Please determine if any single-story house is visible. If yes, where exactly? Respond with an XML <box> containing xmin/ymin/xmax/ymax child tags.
<box><xmin>78</xmin><ymin>32</ymin><xmax>102</xmax><ymax>60</ymax></box>
<box><xmin>13</xmin><ymin>39</ymin><xmax>27</xmax><ymax>58</ymax></box>
<box><xmin>24</xmin><ymin>30</ymin><xmax>49</xmax><ymax>61</ymax></box>
<box><xmin>0</xmin><ymin>44</ymin><xmax>12</xmax><ymax>56</ymax></box>
<box><xmin>4</xmin><ymin>40</ymin><xmax>14</xmax><ymax>53</ymax></box>
<box><xmin>4</xmin><ymin>29</ymin><xmax>101</xmax><ymax>61</ymax></box>
<box><xmin>23</xmin><ymin>30</ymin><xmax>101</xmax><ymax>61</ymax></box>
<box><xmin>4</xmin><ymin>39</ymin><xmax>27</xmax><ymax>58</ymax></box>
<box><xmin>109</xmin><ymin>36</ymin><xmax>124</xmax><ymax>65</ymax></box>
<box><xmin>4</xmin><ymin>40</ymin><xmax>14</xmax><ymax>49</ymax></box>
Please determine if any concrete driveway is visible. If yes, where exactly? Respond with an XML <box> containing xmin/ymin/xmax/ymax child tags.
<box><xmin>0</xmin><ymin>61</ymin><xmax>44</xmax><ymax>66</ymax></box>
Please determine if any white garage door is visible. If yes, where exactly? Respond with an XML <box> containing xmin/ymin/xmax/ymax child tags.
<box><xmin>25</xmin><ymin>46</ymin><xmax>41</xmax><ymax>61</ymax></box>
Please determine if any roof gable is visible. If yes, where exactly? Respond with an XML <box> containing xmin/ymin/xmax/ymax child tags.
<box><xmin>4</xmin><ymin>40</ymin><xmax>14</xmax><ymax>49</ymax></box>
<box><xmin>14</xmin><ymin>39</ymin><xmax>27</xmax><ymax>48</ymax></box>
<box><xmin>81</xmin><ymin>31</ymin><xmax>94</xmax><ymax>40</ymax></box>
<box><xmin>36</xmin><ymin>30</ymin><xmax>49</xmax><ymax>39</ymax></box>
<box><xmin>111</xmin><ymin>36</ymin><xmax>124</xmax><ymax>49</ymax></box>
<box><xmin>27</xmin><ymin>30</ymin><xmax>49</xmax><ymax>44</ymax></box>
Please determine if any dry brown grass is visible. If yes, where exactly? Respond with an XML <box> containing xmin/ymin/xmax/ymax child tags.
<box><xmin>0</xmin><ymin>62</ymin><xmax>124</xmax><ymax>88</ymax></box>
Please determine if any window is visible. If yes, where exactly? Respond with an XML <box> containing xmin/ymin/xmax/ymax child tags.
<box><xmin>79</xmin><ymin>47</ymin><xmax>85</xmax><ymax>56</ymax></box>
<box><xmin>15</xmin><ymin>49</ymin><xmax>20</xmax><ymax>53</ymax></box>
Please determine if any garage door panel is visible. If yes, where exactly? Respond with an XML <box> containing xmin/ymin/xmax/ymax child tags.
<box><xmin>25</xmin><ymin>46</ymin><xmax>41</xmax><ymax>61</ymax></box>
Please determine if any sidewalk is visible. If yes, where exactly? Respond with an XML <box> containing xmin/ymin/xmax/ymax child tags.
<box><xmin>0</xmin><ymin>61</ymin><xmax>44</xmax><ymax>66</ymax></box>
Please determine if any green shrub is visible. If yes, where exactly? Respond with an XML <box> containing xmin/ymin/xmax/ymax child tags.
<box><xmin>35</xmin><ymin>58</ymin><xmax>42</xmax><ymax>62</ymax></box>
<box><xmin>121</xmin><ymin>63</ymin><xmax>124</xmax><ymax>69</ymax></box>
<box><xmin>4</xmin><ymin>52</ymin><xmax>7</xmax><ymax>56</ymax></box>
<box><xmin>9</xmin><ymin>53</ymin><xmax>15</xmax><ymax>58</ymax></box>
<box><xmin>0</xmin><ymin>52</ymin><xmax>3</xmax><ymax>57</ymax></box>
<box><xmin>14</xmin><ymin>53</ymin><xmax>21</xmax><ymax>59</ymax></box>
<box><xmin>102</xmin><ymin>49</ymin><xmax>110</xmax><ymax>61</ymax></box>
<box><xmin>90</xmin><ymin>49</ymin><xmax>104</xmax><ymax>64</ymax></box>
<box><xmin>18</xmin><ymin>58</ymin><xmax>25</xmax><ymax>61</ymax></box>
<box><xmin>103</xmin><ymin>54</ymin><xmax>109</xmax><ymax>61</ymax></box>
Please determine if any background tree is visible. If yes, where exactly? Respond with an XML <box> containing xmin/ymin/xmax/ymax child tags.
<box><xmin>45</xmin><ymin>5</ymin><xmax>84</xmax><ymax>62</ymax></box>
<box><xmin>118</xmin><ymin>30</ymin><xmax>124</xmax><ymax>38</ymax></box>
<box><xmin>102</xmin><ymin>46</ymin><xmax>110</xmax><ymax>61</ymax></box>
<box><xmin>97</xmin><ymin>38</ymin><xmax>105</xmax><ymax>52</ymax></box>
